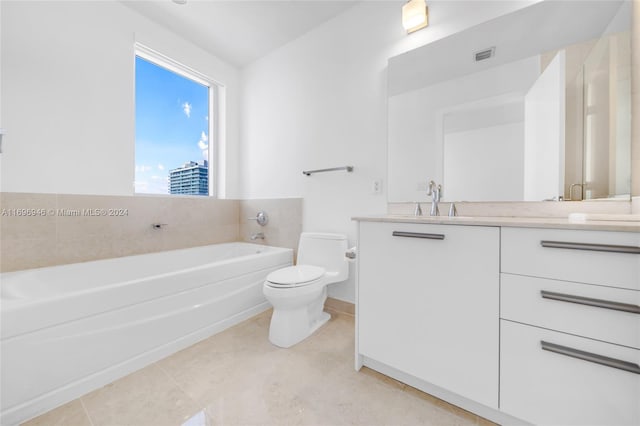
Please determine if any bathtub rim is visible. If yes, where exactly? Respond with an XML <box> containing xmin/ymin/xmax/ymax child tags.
<box><xmin>1</xmin><ymin>242</ymin><xmax>293</xmax><ymax>340</ymax></box>
<box><xmin>1</xmin><ymin>242</ymin><xmax>291</xmax><ymax>304</ymax></box>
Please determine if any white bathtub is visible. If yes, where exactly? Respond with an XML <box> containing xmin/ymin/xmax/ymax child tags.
<box><xmin>0</xmin><ymin>242</ymin><xmax>292</xmax><ymax>425</ymax></box>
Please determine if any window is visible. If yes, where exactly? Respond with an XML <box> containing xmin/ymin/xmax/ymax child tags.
<box><xmin>134</xmin><ymin>46</ymin><xmax>216</xmax><ymax>196</ymax></box>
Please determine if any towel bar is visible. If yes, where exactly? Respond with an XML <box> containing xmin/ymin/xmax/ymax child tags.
<box><xmin>302</xmin><ymin>166</ymin><xmax>353</xmax><ymax>176</ymax></box>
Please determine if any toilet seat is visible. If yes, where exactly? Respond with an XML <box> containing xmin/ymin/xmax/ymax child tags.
<box><xmin>266</xmin><ymin>265</ymin><xmax>325</xmax><ymax>288</ymax></box>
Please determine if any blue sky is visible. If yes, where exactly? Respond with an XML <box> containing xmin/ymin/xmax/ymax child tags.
<box><xmin>135</xmin><ymin>56</ymin><xmax>209</xmax><ymax>194</ymax></box>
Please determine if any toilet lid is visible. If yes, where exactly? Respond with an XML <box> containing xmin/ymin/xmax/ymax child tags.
<box><xmin>267</xmin><ymin>265</ymin><xmax>325</xmax><ymax>287</ymax></box>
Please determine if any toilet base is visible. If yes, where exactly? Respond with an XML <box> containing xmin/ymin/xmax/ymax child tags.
<box><xmin>268</xmin><ymin>309</ymin><xmax>331</xmax><ymax>348</ymax></box>
<box><xmin>312</xmin><ymin>311</ymin><xmax>331</xmax><ymax>335</ymax></box>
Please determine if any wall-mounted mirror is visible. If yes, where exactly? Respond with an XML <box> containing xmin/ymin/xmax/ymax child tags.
<box><xmin>387</xmin><ymin>0</ymin><xmax>631</xmax><ymax>203</ymax></box>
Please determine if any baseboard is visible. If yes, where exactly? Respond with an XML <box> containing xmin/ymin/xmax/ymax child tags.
<box><xmin>324</xmin><ymin>297</ymin><xmax>355</xmax><ymax>316</ymax></box>
<box><xmin>360</xmin><ymin>356</ymin><xmax>531</xmax><ymax>426</ymax></box>
<box><xmin>3</xmin><ymin>302</ymin><xmax>271</xmax><ymax>426</ymax></box>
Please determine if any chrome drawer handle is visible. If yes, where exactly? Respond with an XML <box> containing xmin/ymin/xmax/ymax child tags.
<box><xmin>541</xmin><ymin>341</ymin><xmax>640</xmax><ymax>375</ymax></box>
<box><xmin>540</xmin><ymin>240</ymin><xmax>640</xmax><ymax>254</ymax></box>
<box><xmin>392</xmin><ymin>231</ymin><xmax>445</xmax><ymax>240</ymax></box>
<box><xmin>541</xmin><ymin>290</ymin><xmax>640</xmax><ymax>314</ymax></box>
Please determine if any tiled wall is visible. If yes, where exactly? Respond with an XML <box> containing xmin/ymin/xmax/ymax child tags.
<box><xmin>0</xmin><ymin>193</ymin><xmax>302</xmax><ymax>273</ymax></box>
<box><xmin>240</xmin><ymin>198</ymin><xmax>303</xmax><ymax>260</ymax></box>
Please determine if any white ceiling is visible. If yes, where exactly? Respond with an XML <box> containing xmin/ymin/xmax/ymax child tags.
<box><xmin>121</xmin><ymin>0</ymin><xmax>359</xmax><ymax>67</ymax></box>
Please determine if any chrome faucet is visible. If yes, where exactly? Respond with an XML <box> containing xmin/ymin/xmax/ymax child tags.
<box><xmin>427</xmin><ymin>181</ymin><xmax>441</xmax><ymax>216</ymax></box>
<box><xmin>414</xmin><ymin>202</ymin><xmax>423</xmax><ymax>216</ymax></box>
<box><xmin>250</xmin><ymin>232</ymin><xmax>265</xmax><ymax>241</ymax></box>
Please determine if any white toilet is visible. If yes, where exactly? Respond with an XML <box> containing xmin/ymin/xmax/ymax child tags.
<box><xmin>263</xmin><ymin>232</ymin><xmax>349</xmax><ymax>348</ymax></box>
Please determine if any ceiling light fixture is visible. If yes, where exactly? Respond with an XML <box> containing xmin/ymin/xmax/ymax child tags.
<box><xmin>402</xmin><ymin>0</ymin><xmax>428</xmax><ymax>34</ymax></box>
<box><xmin>172</xmin><ymin>0</ymin><xmax>187</xmax><ymax>4</ymax></box>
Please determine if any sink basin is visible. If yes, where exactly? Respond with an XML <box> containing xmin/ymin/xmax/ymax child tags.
<box><xmin>568</xmin><ymin>213</ymin><xmax>640</xmax><ymax>222</ymax></box>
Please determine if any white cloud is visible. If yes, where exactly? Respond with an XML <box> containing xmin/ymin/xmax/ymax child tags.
<box><xmin>197</xmin><ymin>130</ymin><xmax>208</xmax><ymax>152</ymax></box>
<box><xmin>157</xmin><ymin>163</ymin><xmax>165</xmax><ymax>171</ymax></box>
<box><xmin>182</xmin><ymin>102</ymin><xmax>192</xmax><ymax>118</ymax></box>
<box><xmin>135</xmin><ymin>165</ymin><xmax>152</xmax><ymax>173</ymax></box>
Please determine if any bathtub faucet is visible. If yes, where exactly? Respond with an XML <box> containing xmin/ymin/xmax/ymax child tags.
<box><xmin>251</xmin><ymin>232</ymin><xmax>265</xmax><ymax>240</ymax></box>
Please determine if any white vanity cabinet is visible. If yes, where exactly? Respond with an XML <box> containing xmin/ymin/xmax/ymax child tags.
<box><xmin>356</xmin><ymin>218</ymin><xmax>640</xmax><ymax>425</ymax></box>
<box><xmin>500</xmin><ymin>227</ymin><xmax>640</xmax><ymax>425</ymax></box>
<box><xmin>357</xmin><ymin>221</ymin><xmax>500</xmax><ymax>409</ymax></box>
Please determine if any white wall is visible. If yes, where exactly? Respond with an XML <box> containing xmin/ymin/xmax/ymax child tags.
<box><xmin>0</xmin><ymin>1</ymin><xmax>241</xmax><ymax>197</ymax></box>
<box><xmin>524</xmin><ymin>51</ymin><xmax>566</xmax><ymax>201</ymax></box>
<box><xmin>240</xmin><ymin>1</ymin><xmax>538</xmax><ymax>302</ymax></box>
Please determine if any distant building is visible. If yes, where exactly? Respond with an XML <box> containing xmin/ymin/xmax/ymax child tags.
<box><xmin>169</xmin><ymin>160</ymin><xmax>208</xmax><ymax>195</ymax></box>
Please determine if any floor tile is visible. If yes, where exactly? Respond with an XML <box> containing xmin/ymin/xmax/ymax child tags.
<box><xmin>22</xmin><ymin>309</ymin><xmax>494</xmax><ymax>426</ymax></box>
<box><xmin>22</xmin><ymin>400</ymin><xmax>92</xmax><ymax>426</ymax></box>
<box><xmin>80</xmin><ymin>364</ymin><xmax>208</xmax><ymax>426</ymax></box>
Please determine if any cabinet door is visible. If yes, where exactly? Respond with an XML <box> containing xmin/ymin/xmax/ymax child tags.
<box><xmin>358</xmin><ymin>221</ymin><xmax>499</xmax><ymax>408</ymax></box>
<box><xmin>501</xmin><ymin>320</ymin><xmax>640</xmax><ymax>425</ymax></box>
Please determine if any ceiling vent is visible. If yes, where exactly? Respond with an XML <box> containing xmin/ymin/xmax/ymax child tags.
<box><xmin>474</xmin><ymin>47</ymin><xmax>495</xmax><ymax>62</ymax></box>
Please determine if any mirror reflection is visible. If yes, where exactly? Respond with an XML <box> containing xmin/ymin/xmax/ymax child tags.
<box><xmin>387</xmin><ymin>0</ymin><xmax>631</xmax><ymax>203</ymax></box>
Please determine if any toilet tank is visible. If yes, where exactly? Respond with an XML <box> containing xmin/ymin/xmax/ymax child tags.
<box><xmin>297</xmin><ymin>233</ymin><xmax>349</xmax><ymax>282</ymax></box>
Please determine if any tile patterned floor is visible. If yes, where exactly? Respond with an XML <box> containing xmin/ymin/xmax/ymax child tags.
<box><xmin>24</xmin><ymin>309</ymin><xmax>496</xmax><ymax>426</ymax></box>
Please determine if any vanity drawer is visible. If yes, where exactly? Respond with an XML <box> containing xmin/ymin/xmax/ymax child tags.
<box><xmin>500</xmin><ymin>320</ymin><xmax>640</xmax><ymax>426</ymax></box>
<box><xmin>501</xmin><ymin>227</ymin><xmax>640</xmax><ymax>290</ymax></box>
<box><xmin>501</xmin><ymin>273</ymin><xmax>640</xmax><ymax>348</ymax></box>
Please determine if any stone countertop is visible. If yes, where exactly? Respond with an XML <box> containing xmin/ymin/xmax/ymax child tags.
<box><xmin>352</xmin><ymin>215</ymin><xmax>640</xmax><ymax>232</ymax></box>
